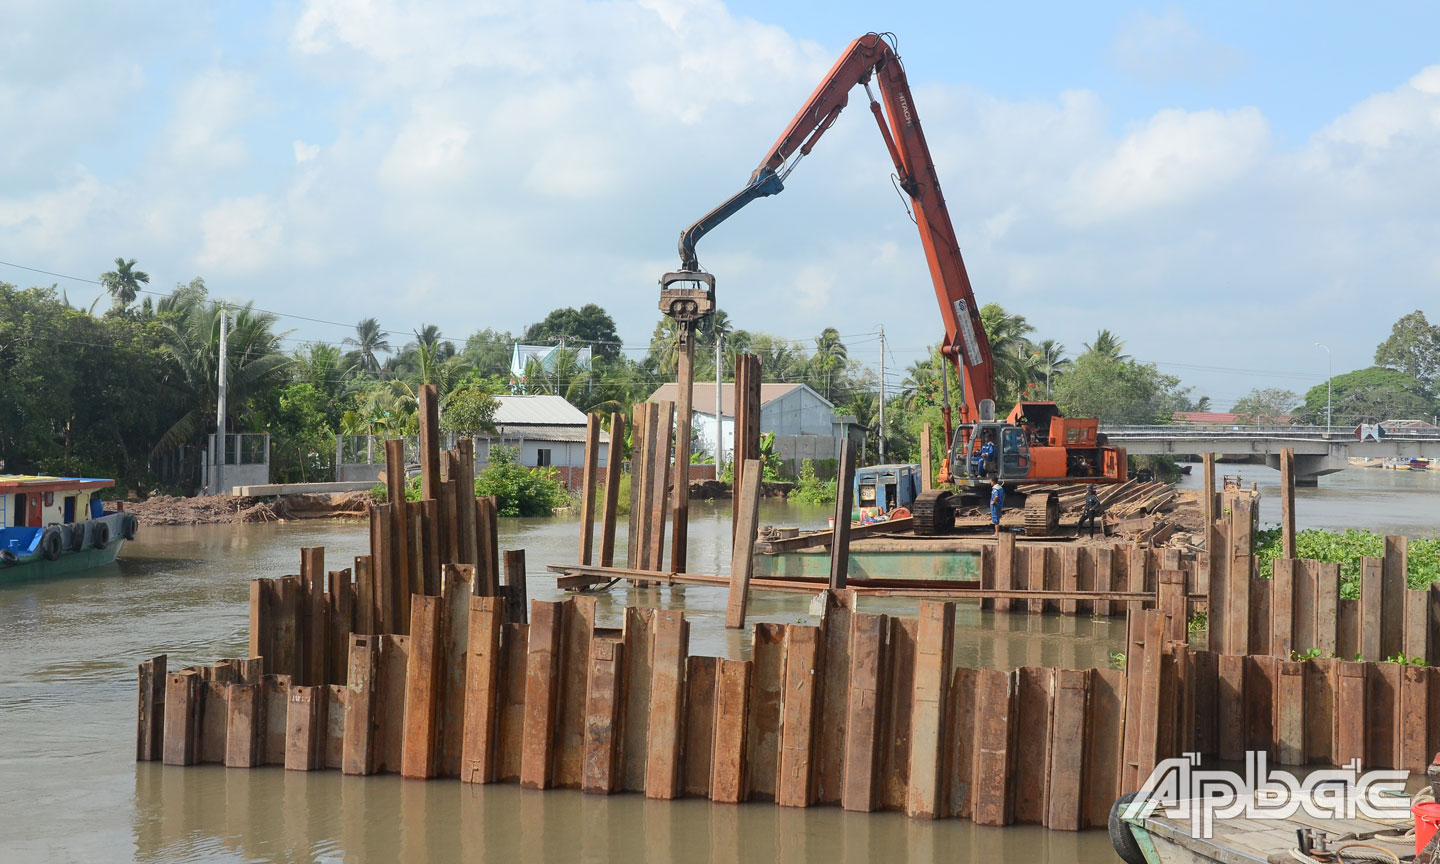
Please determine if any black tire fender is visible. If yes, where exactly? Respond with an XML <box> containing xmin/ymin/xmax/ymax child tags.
<box><xmin>122</xmin><ymin>513</ymin><xmax>138</xmax><ymax>541</ymax></box>
<box><xmin>0</xmin><ymin>548</ymin><xmax>17</xmax><ymax>565</ymax></box>
<box><xmin>91</xmin><ymin>520</ymin><xmax>110</xmax><ymax>551</ymax></box>
<box><xmin>69</xmin><ymin>523</ymin><xmax>86</xmax><ymax>551</ymax></box>
<box><xmin>40</xmin><ymin>528</ymin><xmax>63</xmax><ymax>562</ymax></box>
<box><xmin>1109</xmin><ymin>793</ymin><xmax>1147</xmax><ymax>864</ymax></box>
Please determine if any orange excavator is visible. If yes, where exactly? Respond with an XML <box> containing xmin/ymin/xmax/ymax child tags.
<box><xmin>667</xmin><ymin>32</ymin><xmax>1126</xmax><ymax>535</ymax></box>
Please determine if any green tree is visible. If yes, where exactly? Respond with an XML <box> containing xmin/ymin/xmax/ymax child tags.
<box><xmin>99</xmin><ymin>257</ymin><xmax>149</xmax><ymax>308</ymax></box>
<box><xmin>810</xmin><ymin>327</ymin><xmax>849</xmax><ymax>402</ymax></box>
<box><xmin>523</xmin><ymin>304</ymin><xmax>622</xmax><ymax>361</ymax></box>
<box><xmin>268</xmin><ymin>383</ymin><xmax>336</xmax><ymax>483</ymax></box>
<box><xmin>1230</xmin><ymin>388</ymin><xmax>1300</xmax><ymax>424</ymax></box>
<box><xmin>1083</xmin><ymin>329</ymin><xmax>1128</xmax><ymax>360</ymax></box>
<box><xmin>462</xmin><ymin>328</ymin><xmax>515</xmax><ymax>378</ymax></box>
<box><xmin>1296</xmin><ymin>366</ymin><xmax>1435</xmax><ymax>425</ymax></box>
<box><xmin>1054</xmin><ymin>349</ymin><xmax>1191</xmax><ymax>424</ymax></box>
<box><xmin>980</xmin><ymin>303</ymin><xmax>1034</xmax><ymax>411</ymax></box>
<box><xmin>1026</xmin><ymin>339</ymin><xmax>1070</xmax><ymax>399</ymax></box>
<box><xmin>344</xmin><ymin>317</ymin><xmax>391</xmax><ymax>376</ymax></box>
<box><xmin>442</xmin><ymin>383</ymin><xmax>501</xmax><ymax>436</ymax></box>
<box><xmin>1374</xmin><ymin>310</ymin><xmax>1440</xmax><ymax>393</ymax></box>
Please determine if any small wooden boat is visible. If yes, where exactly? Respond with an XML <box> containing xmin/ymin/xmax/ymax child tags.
<box><xmin>0</xmin><ymin>475</ymin><xmax>137</xmax><ymax>579</ymax></box>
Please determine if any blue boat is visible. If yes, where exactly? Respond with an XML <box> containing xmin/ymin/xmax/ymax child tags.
<box><xmin>0</xmin><ymin>475</ymin><xmax>137</xmax><ymax>579</ymax></box>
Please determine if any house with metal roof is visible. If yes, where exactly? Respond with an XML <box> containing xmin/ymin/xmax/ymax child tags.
<box><xmin>478</xmin><ymin>395</ymin><xmax>608</xmax><ymax>480</ymax></box>
<box><xmin>647</xmin><ymin>383</ymin><xmax>866</xmax><ymax>475</ymax></box>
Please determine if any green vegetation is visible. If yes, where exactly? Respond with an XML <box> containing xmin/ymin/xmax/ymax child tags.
<box><xmin>791</xmin><ymin>459</ymin><xmax>837</xmax><ymax>505</ymax></box>
<box><xmin>370</xmin><ymin>447</ymin><xmax>570</xmax><ymax>516</ymax></box>
<box><xmin>1254</xmin><ymin>527</ymin><xmax>1440</xmax><ymax>596</ymax></box>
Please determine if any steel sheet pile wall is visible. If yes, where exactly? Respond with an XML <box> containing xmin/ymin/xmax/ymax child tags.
<box><xmin>140</xmin><ymin>590</ymin><xmax>1145</xmax><ymax>830</ymax></box>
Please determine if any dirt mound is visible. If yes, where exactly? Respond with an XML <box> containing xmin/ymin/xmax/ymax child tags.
<box><xmin>122</xmin><ymin>495</ymin><xmax>282</xmax><ymax>526</ymax></box>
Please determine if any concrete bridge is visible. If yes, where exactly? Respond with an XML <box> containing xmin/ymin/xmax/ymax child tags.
<box><xmin>1099</xmin><ymin>425</ymin><xmax>1440</xmax><ymax>485</ymax></box>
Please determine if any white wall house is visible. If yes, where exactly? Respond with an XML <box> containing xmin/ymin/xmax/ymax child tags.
<box><xmin>478</xmin><ymin>395</ymin><xmax>608</xmax><ymax>473</ymax></box>
<box><xmin>647</xmin><ymin>383</ymin><xmax>867</xmax><ymax>473</ymax></box>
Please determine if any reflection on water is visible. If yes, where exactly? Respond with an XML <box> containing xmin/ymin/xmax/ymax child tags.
<box><xmin>8</xmin><ymin>479</ymin><xmax>1438</xmax><ymax>861</ymax></box>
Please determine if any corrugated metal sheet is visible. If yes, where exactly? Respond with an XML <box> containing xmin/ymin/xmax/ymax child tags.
<box><xmin>493</xmin><ymin>395</ymin><xmax>589</xmax><ymax>426</ymax></box>
<box><xmin>647</xmin><ymin>383</ymin><xmax>816</xmax><ymax>418</ymax></box>
<box><xmin>493</xmin><ymin>423</ymin><xmax>608</xmax><ymax>444</ymax></box>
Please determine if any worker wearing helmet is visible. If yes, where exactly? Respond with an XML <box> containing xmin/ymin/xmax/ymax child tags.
<box><xmin>990</xmin><ymin>477</ymin><xmax>1005</xmax><ymax>537</ymax></box>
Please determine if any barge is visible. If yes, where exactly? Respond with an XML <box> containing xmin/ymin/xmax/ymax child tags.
<box><xmin>0</xmin><ymin>474</ymin><xmax>136</xmax><ymax>578</ymax></box>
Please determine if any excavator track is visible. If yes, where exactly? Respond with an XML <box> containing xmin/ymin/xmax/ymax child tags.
<box><xmin>1023</xmin><ymin>492</ymin><xmax>1060</xmax><ymax>535</ymax></box>
<box><xmin>911</xmin><ymin>490</ymin><xmax>954</xmax><ymax>536</ymax></box>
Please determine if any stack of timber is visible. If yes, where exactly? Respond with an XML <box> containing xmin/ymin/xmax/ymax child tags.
<box><xmin>143</xmin><ymin>590</ymin><xmax>1156</xmax><ymax>830</ymax></box>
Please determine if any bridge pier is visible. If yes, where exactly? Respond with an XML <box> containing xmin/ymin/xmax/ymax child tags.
<box><xmin>1263</xmin><ymin>451</ymin><xmax>1345</xmax><ymax>487</ymax></box>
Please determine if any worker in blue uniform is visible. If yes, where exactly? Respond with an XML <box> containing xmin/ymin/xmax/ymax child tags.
<box><xmin>990</xmin><ymin>477</ymin><xmax>1005</xmax><ymax>537</ymax></box>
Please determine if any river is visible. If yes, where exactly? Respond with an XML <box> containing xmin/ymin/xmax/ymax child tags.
<box><xmin>2</xmin><ymin>473</ymin><xmax>1436</xmax><ymax>862</ymax></box>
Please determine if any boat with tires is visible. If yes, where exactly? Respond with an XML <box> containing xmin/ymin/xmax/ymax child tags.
<box><xmin>0</xmin><ymin>475</ymin><xmax>137</xmax><ymax>578</ymax></box>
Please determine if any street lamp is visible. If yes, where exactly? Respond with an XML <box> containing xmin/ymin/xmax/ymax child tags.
<box><xmin>1314</xmin><ymin>342</ymin><xmax>1332</xmax><ymax>435</ymax></box>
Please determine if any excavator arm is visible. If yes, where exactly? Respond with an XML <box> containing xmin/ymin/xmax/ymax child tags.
<box><xmin>674</xmin><ymin>32</ymin><xmax>996</xmax><ymax>430</ymax></box>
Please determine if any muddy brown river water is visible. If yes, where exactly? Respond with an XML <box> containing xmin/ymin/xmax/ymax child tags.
<box><xmin>3</xmin><ymin>472</ymin><xmax>1437</xmax><ymax>862</ymax></box>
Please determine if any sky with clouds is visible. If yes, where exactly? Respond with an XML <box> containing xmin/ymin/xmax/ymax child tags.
<box><xmin>4</xmin><ymin>0</ymin><xmax>1440</xmax><ymax>410</ymax></box>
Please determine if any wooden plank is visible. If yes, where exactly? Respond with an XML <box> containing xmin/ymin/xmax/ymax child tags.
<box><xmin>372</xmin><ymin>506</ymin><xmax>395</xmax><ymax>634</ymax></box>
<box><xmin>1303</xmin><ymin>658</ymin><xmax>1335</xmax><ymax>766</ymax></box>
<box><xmin>1381</xmin><ymin>535</ymin><xmax>1407</xmax><ymax>659</ymax></box>
<box><xmin>671</xmin><ymin>331</ymin><xmax>695</xmax><ymax>575</ymax></box>
<box><xmin>520</xmin><ymin>599</ymin><xmax>562</xmax><ymax>789</ymax></box>
<box><xmin>1279</xmin><ymin>448</ymin><xmax>1296</xmax><ymax>559</ymax></box>
<box><xmin>906</xmin><ymin>601</ymin><xmax>954</xmax><ymax>819</ymax></box>
<box><xmin>879</xmin><ymin>616</ymin><xmax>916</xmax><ymax>811</ymax></box>
<box><xmin>947</xmin><ymin>667</ymin><xmax>978</xmax><ymax>820</ymax></box>
<box><xmin>555</xmin><ymin>595</ymin><xmax>597</xmax><ymax>789</ymax></box>
<box><xmin>778</xmin><ymin>624</ymin><xmax>822</xmax><ymax>808</ymax></box>
<box><xmin>1274</xmin><ymin>661</ymin><xmax>1304</xmax><ymax>765</ymax></box>
<box><xmin>401</xmin><ymin>596</ymin><xmax>442</xmax><ymax>779</ymax></box>
<box><xmin>746</xmin><ymin>622</ymin><xmax>787</xmax><ymax>802</ymax></box>
<box><xmin>1334</xmin><ymin>661</ymin><xmax>1366</xmax><ymax>767</ymax></box>
<box><xmin>1226</xmin><ymin>498</ymin><xmax>1253</xmax><ymax>654</ymax></box>
<box><xmin>417</xmin><ymin>383</ymin><xmax>441</xmax><ymax>499</ymax></box>
<box><xmin>620</xmin><ymin>606</ymin><xmax>654</xmax><ymax>792</ymax></box>
<box><xmin>1129</xmin><ymin>544</ymin><xmax>1148</xmax><ymax>617</ymax></box>
<box><xmin>1270</xmin><ymin>558</ymin><xmax>1294</xmax><ymax>659</ymax></box>
<box><xmin>1083</xmin><ymin>668</ymin><xmax>1125</xmax><ymax>829</ymax></box>
<box><xmin>711</xmin><ymin>658</ymin><xmax>751</xmax><ymax>804</ymax></box>
<box><xmin>829</xmin><ymin>438</ymin><xmax>856</xmax><ymax>590</ymax></box>
<box><xmin>503</xmin><ymin>549</ymin><xmax>527</xmax><ymax>626</ymax></box>
<box><xmin>1191</xmin><ymin>650</ymin><xmax>1218</xmax><ymax>757</ymax></box>
<box><xmin>724</xmin><ymin>458</ymin><xmax>762</xmax><ymax>629</ymax></box>
<box><xmin>1216</xmin><ymin>654</ymin><xmax>1245</xmax><ymax>761</ymax></box>
<box><xmin>681</xmin><ymin>655</ymin><xmax>717</xmax><ymax>798</ymax></box>
<box><xmin>328</xmin><ymin>569</ymin><xmax>354</xmax><ymax>685</ymax></box>
<box><xmin>1315</xmin><ymin>561</ymin><xmax>1340</xmax><ymax>657</ymax></box>
<box><xmin>1209</xmin><ymin>522</ymin><xmax>1228</xmax><ymax>653</ymax></box>
<box><xmin>1248</xmin><ymin>572</ymin><xmax>1271</xmax><ymax>656</ymax></box>
<box><xmin>1028</xmin><ymin>546</ymin><xmax>1048</xmax><ymax>615</ymax></box>
<box><xmin>495</xmin><ymin>622</ymin><xmax>528</xmax><ymax>782</ymax></box>
<box><xmin>1243</xmin><ymin>655</ymin><xmax>1277</xmax><ymax>757</ymax></box>
<box><xmin>419</xmin><ymin>498</ymin><xmax>440</xmax><ymax>596</ymax></box>
<box><xmin>599</xmin><ymin>412</ymin><xmax>625</xmax><ymax>568</ymax></box>
<box><xmin>1059</xmin><ymin>547</ymin><xmax>1079</xmax><ymax>616</ymax></box>
<box><xmin>579</xmin><ymin>413</ymin><xmax>601</xmax><ymax>566</ymax></box>
<box><xmin>272</xmin><ymin>576</ymin><xmax>300</xmax><ymax>680</ymax></box>
<box><xmin>1093</xmin><ymin>545</ymin><xmax>1113</xmax><ymax>617</ymax></box>
<box><xmin>1294</xmin><ymin>559</ymin><xmax>1317</xmax><ymax>654</ymax></box>
<box><xmin>405</xmin><ymin>505</ymin><xmax>425</xmax><ymax>621</ymax></box>
<box><xmin>1013</xmin><ymin>666</ymin><xmax>1055</xmax><ymax>824</ymax></box>
<box><xmin>136</xmin><ymin>655</ymin><xmax>166</xmax><ymax>762</ymax></box>
<box><xmin>198</xmin><ymin>680</ymin><xmax>229</xmax><ymax>763</ymax></box>
<box><xmin>1406</xmin><ymin>584</ymin><xmax>1429</xmax><ymax>663</ymax></box>
<box><xmin>342</xmin><ymin>634</ymin><xmax>378</xmax><ymax>776</ymax></box>
<box><xmin>582</xmin><ymin>637</ymin><xmax>625</xmax><ymax>794</ymax></box>
<box><xmin>645</xmin><ymin>400</ymin><xmax>673</xmax><ymax>572</ymax></box>
<box><xmin>437</xmin><ymin>563</ymin><xmax>474</xmax><ymax>779</ymax></box>
<box><xmin>1360</xmin><ymin>556</ymin><xmax>1382</xmax><ymax>661</ymax></box>
<box><xmin>461</xmin><ymin>596</ymin><xmax>504</xmax><ymax>784</ymax></box>
<box><xmin>841</xmin><ymin>612</ymin><xmax>886</xmax><ymax>813</ymax></box>
<box><xmin>385</xmin><ymin>439</ymin><xmax>411</xmax><ymax>633</ymax></box>
<box><xmin>248</xmin><ymin>580</ymin><xmax>272</xmax><ymax>673</ymax></box>
<box><xmin>1400</xmin><ymin>665</ymin><xmax>1428</xmax><ymax>773</ymax></box>
<box><xmin>970</xmin><ymin>668</ymin><xmax>1014</xmax><ymax>827</ymax></box>
<box><xmin>375</xmin><ymin>634</ymin><xmax>409</xmax><ymax>774</ymax></box>
<box><xmin>816</xmin><ymin>589</ymin><xmax>855</xmax><ymax>805</ymax></box>
<box><xmin>324</xmin><ymin>684</ymin><xmax>347</xmax><ymax>769</ymax></box>
<box><xmin>626</xmin><ymin>401</ymin><xmax>649</xmax><ymax>570</ymax></box>
<box><xmin>261</xmin><ymin>674</ymin><xmax>290</xmax><ymax>765</ymax></box>
<box><xmin>224</xmin><ymin>681</ymin><xmax>261</xmax><ymax>768</ymax></box>
<box><xmin>162</xmin><ymin>669</ymin><xmax>200</xmax><ymax>766</ymax></box>
<box><xmin>1046</xmin><ymin>668</ymin><xmax>1088</xmax><ymax>831</ymax></box>
<box><xmin>477</xmin><ymin>496</ymin><xmax>499</xmax><ymax>596</ymax></box>
<box><xmin>993</xmin><ymin>532</ymin><xmax>1016</xmax><ymax>613</ymax></box>
<box><xmin>1158</xmin><ymin>569</ymin><xmax>1187</xmax><ymax>644</ymax></box>
<box><xmin>1367</xmin><ymin>662</ymin><xmax>1400</xmax><ymax>769</ymax></box>
<box><xmin>456</xmin><ymin>443</ymin><xmax>478</xmax><ymax>569</ymax></box>
<box><xmin>920</xmin><ymin>423</ymin><xmax>933</xmax><ymax>491</ymax></box>
<box><xmin>284</xmin><ymin>684</ymin><xmax>325</xmax><ymax>770</ymax></box>
<box><xmin>645</xmin><ymin>609</ymin><xmax>689</xmax><ymax>800</ymax></box>
<box><xmin>1337</xmin><ymin>598</ymin><xmax>1360</xmax><ymax>661</ymax></box>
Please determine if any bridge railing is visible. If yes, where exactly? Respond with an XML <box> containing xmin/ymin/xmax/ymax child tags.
<box><xmin>1100</xmin><ymin>424</ymin><xmax>1440</xmax><ymax>440</ymax></box>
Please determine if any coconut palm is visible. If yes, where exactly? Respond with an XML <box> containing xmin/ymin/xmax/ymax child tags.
<box><xmin>980</xmin><ymin>303</ymin><xmax>1034</xmax><ymax>407</ymax></box>
<box><xmin>344</xmin><ymin>317</ymin><xmax>391</xmax><ymax>376</ymax></box>
<box><xmin>153</xmin><ymin>299</ymin><xmax>290</xmax><ymax>452</ymax></box>
<box><xmin>1027</xmin><ymin>339</ymin><xmax>1070</xmax><ymax>399</ymax></box>
<box><xmin>100</xmin><ymin>257</ymin><xmax>149</xmax><ymax>307</ymax></box>
<box><xmin>808</xmin><ymin>328</ymin><xmax>849</xmax><ymax>402</ymax></box>
<box><xmin>1083</xmin><ymin>329</ymin><xmax>1128</xmax><ymax>360</ymax></box>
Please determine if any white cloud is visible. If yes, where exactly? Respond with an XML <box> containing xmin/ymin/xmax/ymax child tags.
<box><xmin>293</xmin><ymin>141</ymin><xmax>321</xmax><ymax>163</ymax></box>
<box><xmin>792</xmin><ymin>265</ymin><xmax>833</xmax><ymax>311</ymax></box>
<box><xmin>167</xmin><ymin>70</ymin><xmax>260</xmax><ymax>167</ymax></box>
<box><xmin>196</xmin><ymin>196</ymin><xmax>283</xmax><ymax>274</ymax></box>
<box><xmin>1111</xmin><ymin>7</ymin><xmax>1245</xmax><ymax>85</ymax></box>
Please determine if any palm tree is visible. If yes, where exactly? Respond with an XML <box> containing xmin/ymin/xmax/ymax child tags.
<box><xmin>811</xmin><ymin>327</ymin><xmax>849</xmax><ymax>402</ymax></box>
<box><xmin>648</xmin><ymin>317</ymin><xmax>680</xmax><ymax>376</ymax></box>
<box><xmin>344</xmin><ymin>318</ymin><xmax>391</xmax><ymax>376</ymax></box>
<box><xmin>153</xmin><ymin>299</ymin><xmax>290</xmax><ymax>452</ymax></box>
<box><xmin>100</xmin><ymin>257</ymin><xmax>149</xmax><ymax>307</ymax></box>
<box><xmin>980</xmin><ymin>303</ymin><xmax>1034</xmax><ymax>407</ymax></box>
<box><xmin>1027</xmin><ymin>339</ymin><xmax>1070</xmax><ymax>399</ymax></box>
<box><xmin>1083</xmin><ymin>329</ymin><xmax>1128</xmax><ymax>360</ymax></box>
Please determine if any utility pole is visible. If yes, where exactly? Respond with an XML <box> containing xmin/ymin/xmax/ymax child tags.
<box><xmin>715</xmin><ymin>332</ymin><xmax>724</xmax><ymax>473</ymax></box>
<box><xmin>216</xmin><ymin>306</ymin><xmax>229</xmax><ymax>494</ymax></box>
<box><xmin>1315</xmin><ymin>342</ymin><xmax>1332</xmax><ymax>435</ymax></box>
<box><xmin>878</xmin><ymin>325</ymin><xmax>886</xmax><ymax>463</ymax></box>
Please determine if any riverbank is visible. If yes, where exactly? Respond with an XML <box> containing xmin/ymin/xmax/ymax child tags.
<box><xmin>121</xmin><ymin>492</ymin><xmax>371</xmax><ymax>526</ymax></box>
